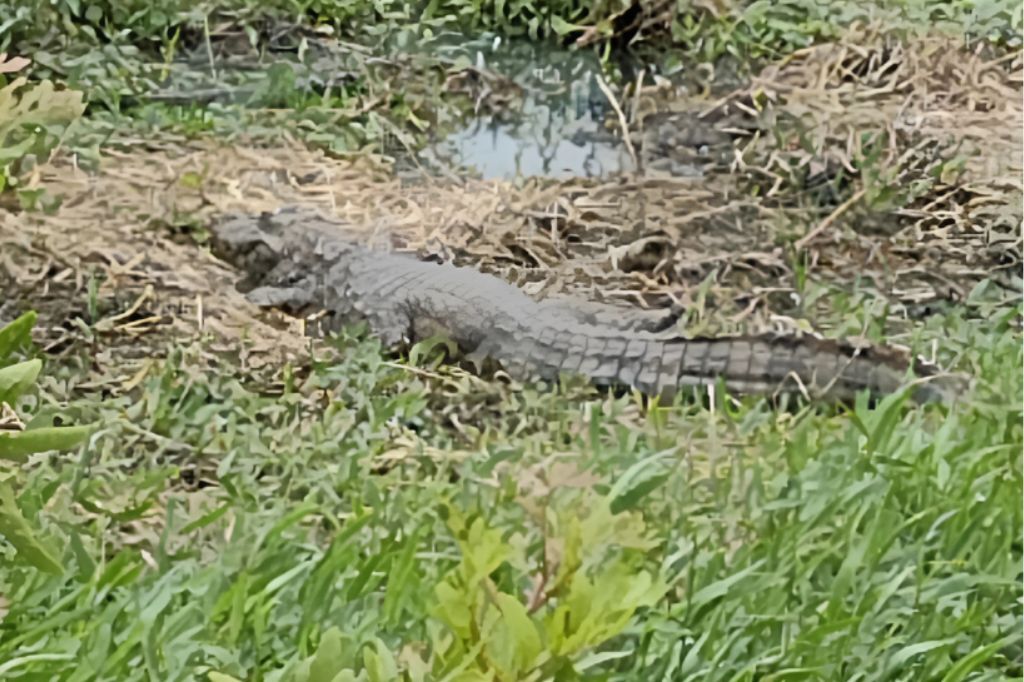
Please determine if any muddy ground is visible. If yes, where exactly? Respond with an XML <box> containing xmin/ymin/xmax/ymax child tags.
<box><xmin>1</xmin><ymin>29</ymin><xmax>1020</xmax><ymax>390</ymax></box>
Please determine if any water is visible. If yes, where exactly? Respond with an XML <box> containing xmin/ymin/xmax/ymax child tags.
<box><xmin>408</xmin><ymin>32</ymin><xmax>639</xmax><ymax>181</ymax></box>
<box><xmin>154</xmin><ymin>28</ymin><xmax>659</xmax><ymax>181</ymax></box>
<box><xmin>419</xmin><ymin>97</ymin><xmax>637</xmax><ymax>180</ymax></box>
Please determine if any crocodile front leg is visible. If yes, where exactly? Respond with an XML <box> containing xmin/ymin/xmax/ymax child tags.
<box><xmin>245</xmin><ymin>285</ymin><xmax>317</xmax><ymax>312</ymax></box>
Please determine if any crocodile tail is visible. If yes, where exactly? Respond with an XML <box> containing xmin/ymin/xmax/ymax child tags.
<box><xmin>527</xmin><ymin>329</ymin><xmax>962</xmax><ymax>404</ymax></box>
<box><xmin>654</xmin><ymin>333</ymin><xmax>960</xmax><ymax>403</ymax></box>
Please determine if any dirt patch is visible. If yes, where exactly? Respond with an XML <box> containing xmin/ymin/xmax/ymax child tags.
<box><xmin>0</xmin><ymin>29</ymin><xmax>1019</xmax><ymax>383</ymax></box>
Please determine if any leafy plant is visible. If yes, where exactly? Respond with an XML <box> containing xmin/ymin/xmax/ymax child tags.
<box><xmin>0</xmin><ymin>53</ymin><xmax>85</xmax><ymax>193</ymax></box>
<box><xmin>0</xmin><ymin>299</ymin><xmax>1018</xmax><ymax>678</ymax></box>
<box><xmin>0</xmin><ymin>311</ymin><xmax>96</xmax><ymax>574</ymax></box>
<box><xmin>418</xmin><ymin>488</ymin><xmax>667</xmax><ymax>680</ymax></box>
<box><xmin>0</xmin><ymin>1</ymin><xmax>1019</xmax><ymax>680</ymax></box>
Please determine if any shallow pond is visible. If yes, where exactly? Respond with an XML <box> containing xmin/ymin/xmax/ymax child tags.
<box><xmin>406</xmin><ymin>32</ymin><xmax>638</xmax><ymax>181</ymax></box>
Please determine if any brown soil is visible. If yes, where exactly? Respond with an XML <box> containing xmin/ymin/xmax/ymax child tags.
<box><xmin>1</xmin><ymin>29</ymin><xmax>1019</xmax><ymax>385</ymax></box>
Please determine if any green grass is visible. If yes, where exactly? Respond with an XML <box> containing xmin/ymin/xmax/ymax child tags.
<box><xmin>2</xmin><ymin>0</ymin><xmax>1020</xmax><ymax>161</ymax></box>
<box><xmin>0</xmin><ymin>0</ymin><xmax>1021</xmax><ymax>679</ymax></box>
<box><xmin>1</xmin><ymin>287</ymin><xmax>1020</xmax><ymax>680</ymax></box>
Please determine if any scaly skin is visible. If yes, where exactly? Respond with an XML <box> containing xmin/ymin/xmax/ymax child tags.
<box><xmin>209</xmin><ymin>206</ymin><xmax>967</xmax><ymax>404</ymax></box>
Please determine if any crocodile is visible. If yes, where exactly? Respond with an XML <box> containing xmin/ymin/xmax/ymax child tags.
<box><xmin>208</xmin><ymin>206</ymin><xmax>967</xmax><ymax>404</ymax></box>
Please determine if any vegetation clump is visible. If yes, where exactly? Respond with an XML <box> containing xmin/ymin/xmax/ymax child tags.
<box><xmin>0</xmin><ymin>0</ymin><xmax>1020</xmax><ymax>680</ymax></box>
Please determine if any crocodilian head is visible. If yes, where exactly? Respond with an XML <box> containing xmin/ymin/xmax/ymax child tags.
<box><xmin>208</xmin><ymin>210</ymin><xmax>290</xmax><ymax>275</ymax></box>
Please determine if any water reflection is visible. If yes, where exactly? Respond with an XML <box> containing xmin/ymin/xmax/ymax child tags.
<box><xmin>420</xmin><ymin>94</ymin><xmax>637</xmax><ymax>180</ymax></box>
<box><xmin>414</xmin><ymin>33</ymin><xmax>639</xmax><ymax>181</ymax></box>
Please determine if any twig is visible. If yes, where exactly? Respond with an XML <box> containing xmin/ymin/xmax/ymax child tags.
<box><xmin>93</xmin><ymin>284</ymin><xmax>153</xmax><ymax>331</ymax></box>
<box><xmin>527</xmin><ymin>495</ymin><xmax>552</xmax><ymax>614</ymax></box>
<box><xmin>630</xmin><ymin>68</ymin><xmax>647</xmax><ymax>186</ymax></box>
<box><xmin>794</xmin><ymin>187</ymin><xmax>867</xmax><ymax>250</ymax></box>
<box><xmin>203</xmin><ymin>13</ymin><xmax>217</xmax><ymax>81</ymax></box>
<box><xmin>630</xmin><ymin>68</ymin><xmax>645</xmax><ymax>125</ymax></box>
<box><xmin>594</xmin><ymin>73</ymin><xmax>638</xmax><ymax>172</ymax></box>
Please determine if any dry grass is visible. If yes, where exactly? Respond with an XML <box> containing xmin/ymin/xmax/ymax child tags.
<box><xmin>0</xmin><ymin>29</ymin><xmax>1019</xmax><ymax>382</ymax></box>
<box><xmin>0</xmin><ymin>22</ymin><xmax>1021</xmax><ymax>682</ymax></box>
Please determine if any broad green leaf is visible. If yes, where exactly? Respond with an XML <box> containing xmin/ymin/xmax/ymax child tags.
<box><xmin>459</xmin><ymin>517</ymin><xmax>510</xmax><ymax>584</ymax></box>
<box><xmin>0</xmin><ymin>77</ymin><xmax>86</xmax><ymax>142</ymax></box>
<box><xmin>575</xmin><ymin>648</ymin><xmax>634</xmax><ymax>671</ymax></box>
<box><xmin>941</xmin><ymin>634</ymin><xmax>1020</xmax><ymax>682</ymax></box>
<box><xmin>0</xmin><ymin>358</ymin><xmax>41</xmax><ymax>404</ymax></box>
<box><xmin>0</xmin><ymin>481</ymin><xmax>63</xmax><ymax>574</ymax></box>
<box><xmin>607</xmin><ymin>449</ymin><xmax>674</xmax><ymax>501</ymax></box>
<box><xmin>308</xmin><ymin>627</ymin><xmax>358</xmax><ymax>682</ymax></box>
<box><xmin>328</xmin><ymin>672</ymin><xmax>358</xmax><ymax>682</ymax></box>
<box><xmin>608</xmin><ymin>449</ymin><xmax>674</xmax><ymax>514</ymax></box>
<box><xmin>546</xmin><ymin>562</ymin><xmax>665</xmax><ymax>656</ymax></box>
<box><xmin>610</xmin><ymin>472</ymin><xmax>669</xmax><ymax>514</ymax></box>
<box><xmin>549</xmin><ymin>15</ymin><xmax>583</xmax><ymax>35</ymax></box>
<box><xmin>363</xmin><ymin>638</ymin><xmax>398</xmax><ymax>682</ymax></box>
<box><xmin>408</xmin><ymin>334</ymin><xmax>457</xmax><ymax>369</ymax></box>
<box><xmin>679</xmin><ymin>630</ymin><xmax>711</xmax><ymax>675</ymax></box>
<box><xmin>0</xmin><ymin>423</ymin><xmax>96</xmax><ymax>462</ymax></box>
<box><xmin>0</xmin><ymin>310</ymin><xmax>35</xmax><ymax>360</ymax></box>
<box><xmin>865</xmin><ymin>384</ymin><xmax>912</xmax><ymax>454</ymax></box>
<box><xmin>492</xmin><ymin>592</ymin><xmax>542</xmax><ymax>674</ymax></box>
<box><xmin>887</xmin><ymin>638</ymin><xmax>956</xmax><ymax>670</ymax></box>
<box><xmin>432</xmin><ymin>580</ymin><xmax>475</xmax><ymax>638</ymax></box>
<box><xmin>208</xmin><ymin>674</ymin><xmax>244</xmax><ymax>682</ymax></box>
